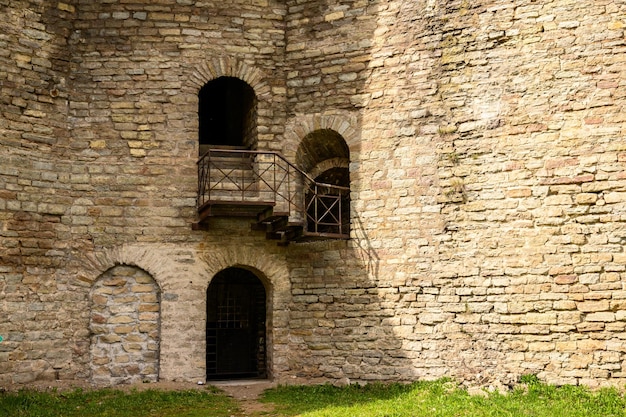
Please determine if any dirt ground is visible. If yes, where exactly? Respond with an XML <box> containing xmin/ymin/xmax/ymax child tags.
<box><xmin>212</xmin><ymin>380</ymin><xmax>278</xmax><ymax>415</ymax></box>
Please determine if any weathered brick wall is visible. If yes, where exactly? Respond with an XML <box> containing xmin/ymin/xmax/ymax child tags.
<box><xmin>282</xmin><ymin>0</ymin><xmax>449</xmax><ymax>384</ymax></box>
<box><xmin>1</xmin><ymin>0</ymin><xmax>625</xmax><ymax>389</ymax></box>
<box><xmin>282</xmin><ymin>0</ymin><xmax>626</xmax><ymax>389</ymax></box>
<box><xmin>62</xmin><ymin>1</ymin><xmax>293</xmax><ymax>383</ymax></box>
<box><xmin>0</xmin><ymin>0</ymin><xmax>82</xmax><ymax>384</ymax></box>
<box><xmin>1</xmin><ymin>0</ymin><xmax>294</xmax><ymax>385</ymax></box>
<box><xmin>430</xmin><ymin>0</ymin><xmax>626</xmax><ymax>387</ymax></box>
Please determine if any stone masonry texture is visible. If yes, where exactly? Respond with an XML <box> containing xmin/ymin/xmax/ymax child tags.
<box><xmin>1</xmin><ymin>0</ymin><xmax>625</xmax><ymax>389</ymax></box>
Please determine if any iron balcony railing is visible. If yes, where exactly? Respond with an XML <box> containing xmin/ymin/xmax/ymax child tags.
<box><xmin>197</xmin><ymin>148</ymin><xmax>349</xmax><ymax>237</ymax></box>
<box><xmin>304</xmin><ymin>181</ymin><xmax>350</xmax><ymax>236</ymax></box>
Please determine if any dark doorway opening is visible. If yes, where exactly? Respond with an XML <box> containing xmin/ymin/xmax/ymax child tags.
<box><xmin>198</xmin><ymin>76</ymin><xmax>257</xmax><ymax>153</ymax></box>
<box><xmin>206</xmin><ymin>267</ymin><xmax>267</xmax><ymax>380</ymax></box>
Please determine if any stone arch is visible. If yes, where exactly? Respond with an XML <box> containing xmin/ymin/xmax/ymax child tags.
<box><xmin>89</xmin><ymin>265</ymin><xmax>160</xmax><ymax>385</ymax></box>
<box><xmin>200</xmin><ymin>246</ymin><xmax>290</xmax><ymax>380</ymax></box>
<box><xmin>296</xmin><ymin>129</ymin><xmax>349</xmax><ymax>174</ymax></box>
<box><xmin>309</xmin><ymin>157</ymin><xmax>350</xmax><ymax>181</ymax></box>
<box><xmin>184</xmin><ymin>55</ymin><xmax>272</xmax><ymax>152</ymax></box>
<box><xmin>283</xmin><ymin>113</ymin><xmax>360</xmax><ymax>161</ymax></box>
<box><xmin>291</xmin><ymin>126</ymin><xmax>352</xmax><ymax>237</ymax></box>
<box><xmin>79</xmin><ymin>245</ymin><xmax>206</xmax><ymax>291</ymax></box>
<box><xmin>186</xmin><ymin>55</ymin><xmax>271</xmax><ymax>101</ymax></box>
<box><xmin>78</xmin><ymin>246</ymin><xmax>213</xmax><ymax>382</ymax></box>
<box><xmin>199</xmin><ymin>246</ymin><xmax>289</xmax><ymax>294</ymax></box>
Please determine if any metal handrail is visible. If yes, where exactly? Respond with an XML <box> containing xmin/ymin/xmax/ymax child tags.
<box><xmin>197</xmin><ymin>149</ymin><xmax>349</xmax><ymax>235</ymax></box>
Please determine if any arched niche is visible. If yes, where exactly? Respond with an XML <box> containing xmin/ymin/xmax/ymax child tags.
<box><xmin>89</xmin><ymin>265</ymin><xmax>161</xmax><ymax>385</ymax></box>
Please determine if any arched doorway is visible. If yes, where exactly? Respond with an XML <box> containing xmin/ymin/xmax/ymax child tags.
<box><xmin>198</xmin><ymin>76</ymin><xmax>257</xmax><ymax>154</ymax></box>
<box><xmin>206</xmin><ymin>267</ymin><xmax>267</xmax><ymax>380</ymax></box>
<box><xmin>310</xmin><ymin>166</ymin><xmax>350</xmax><ymax>235</ymax></box>
<box><xmin>296</xmin><ymin>129</ymin><xmax>351</xmax><ymax>236</ymax></box>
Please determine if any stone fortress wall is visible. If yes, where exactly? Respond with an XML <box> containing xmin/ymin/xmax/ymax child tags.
<box><xmin>1</xmin><ymin>0</ymin><xmax>625</xmax><ymax>388</ymax></box>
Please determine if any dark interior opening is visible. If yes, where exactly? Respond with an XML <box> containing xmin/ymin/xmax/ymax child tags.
<box><xmin>198</xmin><ymin>76</ymin><xmax>256</xmax><ymax>152</ymax></box>
<box><xmin>306</xmin><ymin>167</ymin><xmax>350</xmax><ymax>235</ymax></box>
<box><xmin>296</xmin><ymin>129</ymin><xmax>351</xmax><ymax>236</ymax></box>
<box><xmin>315</xmin><ymin>166</ymin><xmax>350</xmax><ymax>187</ymax></box>
<box><xmin>206</xmin><ymin>267</ymin><xmax>266</xmax><ymax>380</ymax></box>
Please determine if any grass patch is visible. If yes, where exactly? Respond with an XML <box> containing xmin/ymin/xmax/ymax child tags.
<box><xmin>0</xmin><ymin>387</ymin><xmax>241</xmax><ymax>417</ymax></box>
<box><xmin>2</xmin><ymin>379</ymin><xmax>624</xmax><ymax>417</ymax></box>
<box><xmin>261</xmin><ymin>378</ymin><xmax>626</xmax><ymax>417</ymax></box>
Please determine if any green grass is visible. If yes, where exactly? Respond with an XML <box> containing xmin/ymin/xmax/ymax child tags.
<box><xmin>2</xmin><ymin>378</ymin><xmax>625</xmax><ymax>417</ymax></box>
<box><xmin>0</xmin><ymin>387</ymin><xmax>242</xmax><ymax>417</ymax></box>
<box><xmin>260</xmin><ymin>378</ymin><xmax>626</xmax><ymax>417</ymax></box>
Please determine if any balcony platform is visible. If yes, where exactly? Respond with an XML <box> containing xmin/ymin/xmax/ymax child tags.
<box><xmin>195</xmin><ymin>148</ymin><xmax>349</xmax><ymax>243</ymax></box>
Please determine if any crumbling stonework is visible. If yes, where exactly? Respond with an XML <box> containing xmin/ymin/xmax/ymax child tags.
<box><xmin>1</xmin><ymin>0</ymin><xmax>625</xmax><ymax>389</ymax></box>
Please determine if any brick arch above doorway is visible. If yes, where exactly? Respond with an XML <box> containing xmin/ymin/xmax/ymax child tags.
<box><xmin>185</xmin><ymin>55</ymin><xmax>271</xmax><ymax>100</ymax></box>
<box><xmin>309</xmin><ymin>157</ymin><xmax>350</xmax><ymax>181</ymax></box>
<box><xmin>199</xmin><ymin>245</ymin><xmax>289</xmax><ymax>298</ymax></box>
<box><xmin>78</xmin><ymin>245</ymin><xmax>210</xmax><ymax>292</ymax></box>
<box><xmin>199</xmin><ymin>245</ymin><xmax>291</xmax><ymax>380</ymax></box>
<box><xmin>283</xmin><ymin>113</ymin><xmax>361</xmax><ymax>161</ymax></box>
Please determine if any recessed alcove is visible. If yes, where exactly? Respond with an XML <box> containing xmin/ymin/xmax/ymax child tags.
<box><xmin>198</xmin><ymin>76</ymin><xmax>257</xmax><ymax>155</ymax></box>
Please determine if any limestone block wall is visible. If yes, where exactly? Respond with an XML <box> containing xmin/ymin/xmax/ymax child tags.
<box><xmin>1</xmin><ymin>0</ymin><xmax>295</xmax><ymax>384</ymax></box>
<box><xmin>1</xmin><ymin>0</ymin><xmax>625</xmax><ymax>389</ymax></box>
<box><xmin>431</xmin><ymin>0</ymin><xmax>626</xmax><ymax>387</ymax></box>
<box><xmin>67</xmin><ymin>0</ymin><xmax>288</xmax><ymax>248</ymax></box>
<box><xmin>0</xmin><ymin>0</ymin><xmax>80</xmax><ymax>384</ymax></box>
<box><xmin>281</xmin><ymin>0</ymin><xmax>451</xmax><ymax>384</ymax></box>
<box><xmin>281</xmin><ymin>0</ymin><xmax>626</xmax><ymax>389</ymax></box>
<box><xmin>58</xmin><ymin>0</ymin><xmax>294</xmax><ymax>383</ymax></box>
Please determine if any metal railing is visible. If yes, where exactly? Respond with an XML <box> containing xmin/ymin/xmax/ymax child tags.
<box><xmin>197</xmin><ymin>148</ymin><xmax>349</xmax><ymax>236</ymax></box>
<box><xmin>304</xmin><ymin>181</ymin><xmax>350</xmax><ymax>236</ymax></box>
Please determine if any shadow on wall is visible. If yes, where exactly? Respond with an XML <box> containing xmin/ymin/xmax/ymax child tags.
<box><xmin>282</xmin><ymin>0</ymin><xmax>427</xmax><ymax>384</ymax></box>
<box><xmin>283</xmin><ymin>0</ymin><xmax>492</xmax><ymax>384</ymax></box>
<box><xmin>352</xmin><ymin>213</ymin><xmax>380</xmax><ymax>279</ymax></box>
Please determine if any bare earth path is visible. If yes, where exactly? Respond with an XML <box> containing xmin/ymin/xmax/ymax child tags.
<box><xmin>212</xmin><ymin>380</ymin><xmax>278</xmax><ymax>416</ymax></box>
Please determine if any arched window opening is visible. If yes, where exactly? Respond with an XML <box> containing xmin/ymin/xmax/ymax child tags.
<box><xmin>296</xmin><ymin>129</ymin><xmax>350</xmax><ymax>237</ymax></box>
<box><xmin>198</xmin><ymin>76</ymin><xmax>257</xmax><ymax>155</ymax></box>
<box><xmin>206</xmin><ymin>267</ymin><xmax>267</xmax><ymax>380</ymax></box>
